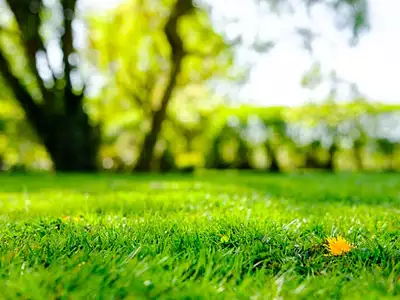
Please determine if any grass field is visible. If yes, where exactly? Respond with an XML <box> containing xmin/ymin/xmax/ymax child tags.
<box><xmin>0</xmin><ymin>171</ymin><xmax>399</xmax><ymax>299</ymax></box>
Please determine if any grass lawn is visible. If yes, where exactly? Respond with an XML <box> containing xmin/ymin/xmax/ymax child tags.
<box><xmin>0</xmin><ymin>171</ymin><xmax>399</xmax><ymax>299</ymax></box>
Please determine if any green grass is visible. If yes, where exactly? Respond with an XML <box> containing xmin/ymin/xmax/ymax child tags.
<box><xmin>0</xmin><ymin>171</ymin><xmax>399</xmax><ymax>299</ymax></box>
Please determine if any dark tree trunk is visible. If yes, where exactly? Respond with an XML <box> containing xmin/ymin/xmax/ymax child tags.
<box><xmin>0</xmin><ymin>41</ymin><xmax>99</xmax><ymax>172</ymax></box>
<box><xmin>135</xmin><ymin>59</ymin><xmax>183</xmax><ymax>172</ymax></box>
<box><xmin>305</xmin><ymin>153</ymin><xmax>319</xmax><ymax>169</ymax></box>
<box><xmin>236</xmin><ymin>157</ymin><xmax>252</xmax><ymax>170</ymax></box>
<box><xmin>325</xmin><ymin>144</ymin><xmax>337</xmax><ymax>171</ymax></box>
<box><xmin>205</xmin><ymin>139</ymin><xmax>229</xmax><ymax>169</ymax></box>
<box><xmin>0</xmin><ymin>0</ymin><xmax>100</xmax><ymax>172</ymax></box>
<box><xmin>387</xmin><ymin>153</ymin><xmax>396</xmax><ymax>172</ymax></box>
<box><xmin>265</xmin><ymin>142</ymin><xmax>280</xmax><ymax>172</ymax></box>
<box><xmin>235</xmin><ymin>139</ymin><xmax>251</xmax><ymax>169</ymax></box>
<box><xmin>39</xmin><ymin>110</ymin><xmax>100</xmax><ymax>172</ymax></box>
<box><xmin>353</xmin><ymin>146</ymin><xmax>364</xmax><ymax>171</ymax></box>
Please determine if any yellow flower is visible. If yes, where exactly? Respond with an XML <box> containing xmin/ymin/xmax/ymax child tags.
<box><xmin>62</xmin><ymin>216</ymin><xmax>81</xmax><ymax>222</ymax></box>
<box><xmin>326</xmin><ymin>236</ymin><xmax>353</xmax><ymax>256</ymax></box>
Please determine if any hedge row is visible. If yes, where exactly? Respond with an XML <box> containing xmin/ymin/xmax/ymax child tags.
<box><xmin>169</xmin><ymin>101</ymin><xmax>400</xmax><ymax>172</ymax></box>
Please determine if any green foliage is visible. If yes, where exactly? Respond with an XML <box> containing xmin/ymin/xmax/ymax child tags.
<box><xmin>86</xmin><ymin>0</ymin><xmax>233</xmax><ymax>170</ymax></box>
<box><xmin>301</xmin><ymin>62</ymin><xmax>322</xmax><ymax>90</ymax></box>
<box><xmin>2</xmin><ymin>96</ymin><xmax>399</xmax><ymax>172</ymax></box>
<box><xmin>266</xmin><ymin>0</ymin><xmax>370</xmax><ymax>44</ymax></box>
<box><xmin>0</xmin><ymin>172</ymin><xmax>399</xmax><ymax>298</ymax></box>
<box><xmin>0</xmin><ymin>0</ymin><xmax>102</xmax><ymax>171</ymax></box>
<box><xmin>204</xmin><ymin>102</ymin><xmax>400</xmax><ymax>171</ymax></box>
<box><xmin>88</xmin><ymin>0</ymin><xmax>232</xmax><ymax>116</ymax></box>
<box><xmin>0</xmin><ymin>97</ymin><xmax>50</xmax><ymax>171</ymax></box>
<box><xmin>0</xmin><ymin>0</ymin><xmax>374</xmax><ymax>171</ymax></box>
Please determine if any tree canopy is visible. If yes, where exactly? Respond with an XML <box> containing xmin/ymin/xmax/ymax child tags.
<box><xmin>0</xmin><ymin>0</ymin><xmax>371</xmax><ymax>172</ymax></box>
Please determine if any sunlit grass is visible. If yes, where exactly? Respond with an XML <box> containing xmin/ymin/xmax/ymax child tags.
<box><xmin>0</xmin><ymin>172</ymin><xmax>399</xmax><ymax>298</ymax></box>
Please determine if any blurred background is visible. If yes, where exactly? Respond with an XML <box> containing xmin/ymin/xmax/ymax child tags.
<box><xmin>0</xmin><ymin>0</ymin><xmax>399</xmax><ymax>173</ymax></box>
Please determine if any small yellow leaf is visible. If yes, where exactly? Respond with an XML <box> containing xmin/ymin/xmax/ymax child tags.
<box><xmin>220</xmin><ymin>235</ymin><xmax>229</xmax><ymax>243</ymax></box>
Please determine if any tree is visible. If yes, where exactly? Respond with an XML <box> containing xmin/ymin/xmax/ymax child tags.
<box><xmin>89</xmin><ymin>0</ymin><xmax>233</xmax><ymax>171</ymax></box>
<box><xmin>299</xmin><ymin>60</ymin><xmax>372</xmax><ymax>171</ymax></box>
<box><xmin>0</xmin><ymin>0</ymin><xmax>369</xmax><ymax>172</ymax></box>
<box><xmin>0</xmin><ymin>0</ymin><xmax>100</xmax><ymax>171</ymax></box>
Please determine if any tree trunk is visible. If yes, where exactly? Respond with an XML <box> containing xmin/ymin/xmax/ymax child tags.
<box><xmin>135</xmin><ymin>0</ymin><xmax>192</xmax><ymax>172</ymax></box>
<box><xmin>353</xmin><ymin>146</ymin><xmax>364</xmax><ymax>171</ymax></box>
<box><xmin>265</xmin><ymin>142</ymin><xmax>280</xmax><ymax>172</ymax></box>
<box><xmin>39</xmin><ymin>111</ymin><xmax>100</xmax><ymax>172</ymax></box>
<box><xmin>388</xmin><ymin>153</ymin><xmax>396</xmax><ymax>172</ymax></box>
<box><xmin>325</xmin><ymin>144</ymin><xmax>337</xmax><ymax>171</ymax></box>
<box><xmin>135</xmin><ymin>59</ymin><xmax>182</xmax><ymax>172</ymax></box>
<box><xmin>305</xmin><ymin>153</ymin><xmax>319</xmax><ymax>169</ymax></box>
<box><xmin>1</xmin><ymin>0</ymin><xmax>100</xmax><ymax>172</ymax></box>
